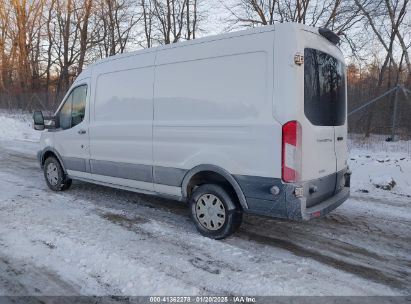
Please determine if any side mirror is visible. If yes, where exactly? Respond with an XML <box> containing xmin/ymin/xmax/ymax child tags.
<box><xmin>33</xmin><ymin>111</ymin><xmax>45</xmax><ymax>131</ymax></box>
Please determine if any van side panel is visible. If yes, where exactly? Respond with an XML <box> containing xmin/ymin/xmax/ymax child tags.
<box><xmin>89</xmin><ymin>53</ymin><xmax>155</xmax><ymax>191</ymax></box>
<box><xmin>153</xmin><ymin>31</ymin><xmax>281</xmax><ymax>192</ymax></box>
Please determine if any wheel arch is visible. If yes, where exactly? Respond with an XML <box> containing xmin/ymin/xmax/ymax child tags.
<box><xmin>40</xmin><ymin>147</ymin><xmax>67</xmax><ymax>174</ymax></box>
<box><xmin>181</xmin><ymin>164</ymin><xmax>248</xmax><ymax>210</ymax></box>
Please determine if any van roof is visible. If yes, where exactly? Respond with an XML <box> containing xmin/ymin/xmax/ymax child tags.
<box><xmin>89</xmin><ymin>22</ymin><xmax>318</xmax><ymax>66</ymax></box>
<box><xmin>74</xmin><ymin>22</ymin><xmax>321</xmax><ymax>82</ymax></box>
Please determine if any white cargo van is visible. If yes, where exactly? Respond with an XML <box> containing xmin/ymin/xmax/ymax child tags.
<box><xmin>33</xmin><ymin>22</ymin><xmax>350</xmax><ymax>239</ymax></box>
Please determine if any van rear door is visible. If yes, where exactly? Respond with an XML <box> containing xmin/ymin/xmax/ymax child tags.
<box><xmin>302</xmin><ymin>47</ymin><xmax>346</xmax><ymax>186</ymax></box>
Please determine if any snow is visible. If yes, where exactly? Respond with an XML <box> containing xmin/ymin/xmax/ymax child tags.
<box><xmin>348</xmin><ymin>136</ymin><xmax>411</xmax><ymax>199</ymax></box>
<box><xmin>0</xmin><ymin>111</ymin><xmax>41</xmax><ymax>142</ymax></box>
<box><xmin>0</xmin><ymin>113</ymin><xmax>410</xmax><ymax>296</ymax></box>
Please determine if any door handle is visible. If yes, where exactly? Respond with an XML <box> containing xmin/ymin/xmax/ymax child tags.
<box><xmin>78</xmin><ymin>129</ymin><xmax>87</xmax><ymax>135</ymax></box>
<box><xmin>337</xmin><ymin>136</ymin><xmax>344</xmax><ymax>141</ymax></box>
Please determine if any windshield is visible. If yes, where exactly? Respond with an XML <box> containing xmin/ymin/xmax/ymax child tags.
<box><xmin>304</xmin><ymin>48</ymin><xmax>346</xmax><ymax>126</ymax></box>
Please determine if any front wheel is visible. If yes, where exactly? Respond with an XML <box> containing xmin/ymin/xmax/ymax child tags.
<box><xmin>43</xmin><ymin>156</ymin><xmax>72</xmax><ymax>191</ymax></box>
<box><xmin>189</xmin><ymin>184</ymin><xmax>242</xmax><ymax>239</ymax></box>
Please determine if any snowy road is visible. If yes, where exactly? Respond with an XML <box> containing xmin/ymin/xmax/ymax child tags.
<box><xmin>0</xmin><ymin>139</ymin><xmax>410</xmax><ymax>296</ymax></box>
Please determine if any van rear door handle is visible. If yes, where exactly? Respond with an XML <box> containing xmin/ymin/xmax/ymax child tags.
<box><xmin>78</xmin><ymin>129</ymin><xmax>87</xmax><ymax>135</ymax></box>
<box><xmin>337</xmin><ymin>136</ymin><xmax>344</xmax><ymax>141</ymax></box>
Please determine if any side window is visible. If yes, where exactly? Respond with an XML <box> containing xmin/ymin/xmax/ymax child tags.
<box><xmin>71</xmin><ymin>85</ymin><xmax>87</xmax><ymax>127</ymax></box>
<box><xmin>59</xmin><ymin>94</ymin><xmax>73</xmax><ymax>130</ymax></box>
<box><xmin>58</xmin><ymin>85</ymin><xmax>87</xmax><ymax>130</ymax></box>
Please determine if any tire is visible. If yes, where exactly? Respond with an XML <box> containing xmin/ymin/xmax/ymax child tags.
<box><xmin>43</xmin><ymin>156</ymin><xmax>72</xmax><ymax>191</ymax></box>
<box><xmin>189</xmin><ymin>184</ymin><xmax>243</xmax><ymax>239</ymax></box>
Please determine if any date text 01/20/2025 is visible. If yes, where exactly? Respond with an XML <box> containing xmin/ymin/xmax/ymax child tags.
<box><xmin>149</xmin><ymin>296</ymin><xmax>256</xmax><ymax>303</ymax></box>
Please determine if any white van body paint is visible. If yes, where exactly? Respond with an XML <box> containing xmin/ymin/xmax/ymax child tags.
<box><xmin>38</xmin><ymin>22</ymin><xmax>350</xmax><ymax>221</ymax></box>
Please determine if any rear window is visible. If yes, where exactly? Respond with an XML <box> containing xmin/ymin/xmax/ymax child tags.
<box><xmin>304</xmin><ymin>48</ymin><xmax>346</xmax><ymax>126</ymax></box>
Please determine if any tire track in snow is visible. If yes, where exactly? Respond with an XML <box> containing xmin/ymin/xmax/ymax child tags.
<box><xmin>237</xmin><ymin>229</ymin><xmax>407</xmax><ymax>290</ymax></box>
<box><xmin>0</xmin><ymin>140</ymin><xmax>409</xmax><ymax>295</ymax></box>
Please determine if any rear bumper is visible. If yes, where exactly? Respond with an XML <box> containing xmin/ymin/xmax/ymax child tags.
<box><xmin>304</xmin><ymin>186</ymin><xmax>350</xmax><ymax>219</ymax></box>
<box><xmin>239</xmin><ymin>168</ymin><xmax>351</xmax><ymax>221</ymax></box>
<box><xmin>284</xmin><ymin>184</ymin><xmax>350</xmax><ymax>220</ymax></box>
<box><xmin>283</xmin><ymin>168</ymin><xmax>351</xmax><ymax>220</ymax></box>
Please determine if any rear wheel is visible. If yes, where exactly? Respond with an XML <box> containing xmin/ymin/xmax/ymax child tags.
<box><xmin>43</xmin><ymin>156</ymin><xmax>72</xmax><ymax>191</ymax></box>
<box><xmin>189</xmin><ymin>184</ymin><xmax>242</xmax><ymax>239</ymax></box>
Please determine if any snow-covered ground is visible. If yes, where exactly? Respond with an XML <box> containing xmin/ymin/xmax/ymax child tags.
<box><xmin>0</xmin><ymin>111</ymin><xmax>41</xmax><ymax>142</ymax></box>
<box><xmin>0</xmin><ymin>113</ymin><xmax>410</xmax><ymax>297</ymax></box>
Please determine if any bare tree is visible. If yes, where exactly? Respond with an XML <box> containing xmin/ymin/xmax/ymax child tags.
<box><xmin>44</xmin><ymin>0</ymin><xmax>56</xmax><ymax>105</ymax></box>
<box><xmin>142</xmin><ymin>0</ymin><xmax>154</xmax><ymax>47</ymax></box>
<box><xmin>353</xmin><ymin>0</ymin><xmax>409</xmax><ymax>136</ymax></box>
<box><xmin>97</xmin><ymin>0</ymin><xmax>141</xmax><ymax>57</ymax></box>
<box><xmin>152</xmin><ymin>0</ymin><xmax>190</xmax><ymax>44</ymax></box>
<box><xmin>1</xmin><ymin>0</ymin><xmax>408</xmax><ymax>124</ymax></box>
<box><xmin>223</xmin><ymin>0</ymin><xmax>362</xmax><ymax>36</ymax></box>
<box><xmin>0</xmin><ymin>3</ymin><xmax>12</xmax><ymax>91</ymax></box>
<box><xmin>221</xmin><ymin>0</ymin><xmax>277</xmax><ymax>27</ymax></box>
<box><xmin>77</xmin><ymin>0</ymin><xmax>93</xmax><ymax>73</ymax></box>
<box><xmin>51</xmin><ymin>0</ymin><xmax>103</xmax><ymax>96</ymax></box>
<box><xmin>384</xmin><ymin>0</ymin><xmax>411</xmax><ymax>75</ymax></box>
<box><xmin>186</xmin><ymin>0</ymin><xmax>199</xmax><ymax>39</ymax></box>
<box><xmin>10</xmin><ymin>0</ymin><xmax>44</xmax><ymax>90</ymax></box>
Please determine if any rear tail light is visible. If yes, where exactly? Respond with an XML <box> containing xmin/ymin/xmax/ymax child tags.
<box><xmin>282</xmin><ymin>120</ymin><xmax>302</xmax><ymax>183</ymax></box>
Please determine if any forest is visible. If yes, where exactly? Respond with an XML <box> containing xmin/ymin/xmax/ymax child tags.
<box><xmin>0</xmin><ymin>0</ymin><xmax>410</xmax><ymax>136</ymax></box>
